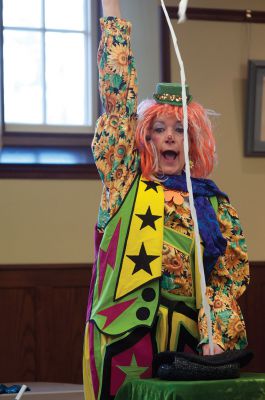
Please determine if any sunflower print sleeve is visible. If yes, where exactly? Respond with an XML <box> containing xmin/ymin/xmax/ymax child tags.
<box><xmin>198</xmin><ymin>197</ymin><xmax>249</xmax><ymax>351</ymax></box>
<box><xmin>92</xmin><ymin>17</ymin><xmax>139</xmax><ymax>190</ymax></box>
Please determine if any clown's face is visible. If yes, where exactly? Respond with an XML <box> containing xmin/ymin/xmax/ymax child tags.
<box><xmin>150</xmin><ymin>115</ymin><xmax>185</xmax><ymax>175</ymax></box>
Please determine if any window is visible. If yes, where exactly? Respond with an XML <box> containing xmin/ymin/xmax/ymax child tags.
<box><xmin>1</xmin><ymin>0</ymin><xmax>98</xmax><ymax>144</ymax></box>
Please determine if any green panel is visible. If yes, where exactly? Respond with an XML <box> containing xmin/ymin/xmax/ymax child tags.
<box><xmin>91</xmin><ymin>174</ymin><xmax>160</xmax><ymax>335</ymax></box>
<box><xmin>164</xmin><ymin>226</ymin><xmax>193</xmax><ymax>255</ymax></box>
<box><xmin>209</xmin><ymin>195</ymin><xmax>218</xmax><ymax>214</ymax></box>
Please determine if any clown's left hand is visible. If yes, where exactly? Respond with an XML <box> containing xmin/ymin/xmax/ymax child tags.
<box><xmin>202</xmin><ymin>343</ymin><xmax>224</xmax><ymax>355</ymax></box>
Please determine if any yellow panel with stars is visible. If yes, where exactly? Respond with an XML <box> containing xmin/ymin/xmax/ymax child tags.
<box><xmin>115</xmin><ymin>177</ymin><xmax>164</xmax><ymax>300</ymax></box>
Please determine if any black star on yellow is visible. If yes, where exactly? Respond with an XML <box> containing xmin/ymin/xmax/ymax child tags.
<box><xmin>141</xmin><ymin>180</ymin><xmax>160</xmax><ymax>193</ymax></box>
<box><xmin>136</xmin><ymin>206</ymin><xmax>161</xmax><ymax>230</ymax></box>
<box><xmin>127</xmin><ymin>243</ymin><xmax>159</xmax><ymax>275</ymax></box>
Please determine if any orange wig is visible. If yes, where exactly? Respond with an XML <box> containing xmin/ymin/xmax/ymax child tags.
<box><xmin>135</xmin><ymin>99</ymin><xmax>216</xmax><ymax>179</ymax></box>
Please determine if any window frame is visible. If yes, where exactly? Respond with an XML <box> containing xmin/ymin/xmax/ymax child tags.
<box><xmin>0</xmin><ymin>0</ymin><xmax>100</xmax><ymax>179</ymax></box>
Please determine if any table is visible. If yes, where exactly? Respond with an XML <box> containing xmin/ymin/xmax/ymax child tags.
<box><xmin>115</xmin><ymin>373</ymin><xmax>265</xmax><ymax>400</ymax></box>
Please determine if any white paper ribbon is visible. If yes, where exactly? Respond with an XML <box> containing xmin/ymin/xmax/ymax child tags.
<box><xmin>160</xmin><ymin>0</ymin><xmax>214</xmax><ymax>355</ymax></box>
<box><xmin>178</xmin><ymin>0</ymin><xmax>188</xmax><ymax>23</ymax></box>
<box><xmin>14</xmin><ymin>385</ymin><xmax>27</xmax><ymax>400</ymax></box>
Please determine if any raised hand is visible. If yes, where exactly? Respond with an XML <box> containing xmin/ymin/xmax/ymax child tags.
<box><xmin>102</xmin><ymin>0</ymin><xmax>121</xmax><ymax>17</ymax></box>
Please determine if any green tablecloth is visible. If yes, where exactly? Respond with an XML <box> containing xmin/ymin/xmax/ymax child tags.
<box><xmin>115</xmin><ymin>373</ymin><xmax>265</xmax><ymax>400</ymax></box>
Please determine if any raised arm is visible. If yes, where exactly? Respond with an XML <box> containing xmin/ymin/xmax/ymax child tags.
<box><xmin>92</xmin><ymin>0</ymin><xmax>139</xmax><ymax>223</ymax></box>
<box><xmin>102</xmin><ymin>0</ymin><xmax>121</xmax><ymax>18</ymax></box>
<box><xmin>96</xmin><ymin>3</ymin><xmax>137</xmax><ymax>117</ymax></box>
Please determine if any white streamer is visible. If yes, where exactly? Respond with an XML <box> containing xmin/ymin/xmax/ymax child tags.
<box><xmin>14</xmin><ymin>385</ymin><xmax>27</xmax><ymax>400</ymax></box>
<box><xmin>160</xmin><ymin>0</ymin><xmax>214</xmax><ymax>355</ymax></box>
<box><xmin>178</xmin><ymin>0</ymin><xmax>188</xmax><ymax>23</ymax></box>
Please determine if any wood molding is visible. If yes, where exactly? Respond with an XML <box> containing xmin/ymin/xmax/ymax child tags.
<box><xmin>249</xmin><ymin>261</ymin><xmax>265</xmax><ymax>267</ymax></box>
<box><xmin>2</xmin><ymin>132</ymin><xmax>94</xmax><ymax>147</ymax></box>
<box><xmin>0</xmin><ymin>145</ymin><xmax>100</xmax><ymax>180</ymax></box>
<box><xmin>165</xmin><ymin>7</ymin><xmax>265</xmax><ymax>24</ymax></box>
<box><xmin>0</xmin><ymin>163</ymin><xmax>99</xmax><ymax>179</ymax></box>
<box><xmin>0</xmin><ymin>263</ymin><xmax>91</xmax><ymax>271</ymax></box>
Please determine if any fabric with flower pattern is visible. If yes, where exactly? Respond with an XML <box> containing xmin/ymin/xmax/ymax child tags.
<box><xmin>91</xmin><ymin>17</ymin><xmax>249</xmax><ymax>351</ymax></box>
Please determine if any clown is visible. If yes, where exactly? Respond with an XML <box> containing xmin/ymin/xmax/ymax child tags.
<box><xmin>83</xmin><ymin>1</ymin><xmax>249</xmax><ymax>399</ymax></box>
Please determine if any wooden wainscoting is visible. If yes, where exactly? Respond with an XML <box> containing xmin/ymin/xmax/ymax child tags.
<box><xmin>0</xmin><ymin>262</ymin><xmax>264</xmax><ymax>384</ymax></box>
<box><xmin>0</xmin><ymin>264</ymin><xmax>91</xmax><ymax>384</ymax></box>
<box><xmin>238</xmin><ymin>262</ymin><xmax>265</xmax><ymax>372</ymax></box>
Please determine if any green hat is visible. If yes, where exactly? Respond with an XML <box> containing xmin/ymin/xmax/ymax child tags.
<box><xmin>153</xmin><ymin>82</ymin><xmax>192</xmax><ymax>106</ymax></box>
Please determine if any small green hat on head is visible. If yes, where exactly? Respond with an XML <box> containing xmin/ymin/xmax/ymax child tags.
<box><xmin>153</xmin><ymin>82</ymin><xmax>192</xmax><ymax>106</ymax></box>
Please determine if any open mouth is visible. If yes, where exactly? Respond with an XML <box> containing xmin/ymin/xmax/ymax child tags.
<box><xmin>161</xmin><ymin>150</ymin><xmax>179</xmax><ymax>161</ymax></box>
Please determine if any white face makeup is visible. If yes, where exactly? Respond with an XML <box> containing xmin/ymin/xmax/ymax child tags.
<box><xmin>150</xmin><ymin>115</ymin><xmax>185</xmax><ymax>175</ymax></box>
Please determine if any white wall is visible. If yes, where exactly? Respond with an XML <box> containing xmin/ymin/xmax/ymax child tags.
<box><xmin>120</xmin><ymin>0</ymin><xmax>161</xmax><ymax>102</ymax></box>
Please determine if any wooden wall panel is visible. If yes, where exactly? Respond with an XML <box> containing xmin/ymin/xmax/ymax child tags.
<box><xmin>0</xmin><ymin>262</ymin><xmax>264</xmax><ymax>384</ymax></box>
<box><xmin>49</xmin><ymin>287</ymin><xmax>89</xmax><ymax>383</ymax></box>
<box><xmin>0</xmin><ymin>264</ymin><xmax>91</xmax><ymax>384</ymax></box>
<box><xmin>239</xmin><ymin>263</ymin><xmax>265</xmax><ymax>372</ymax></box>
<box><xmin>0</xmin><ymin>288</ymin><xmax>36</xmax><ymax>381</ymax></box>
